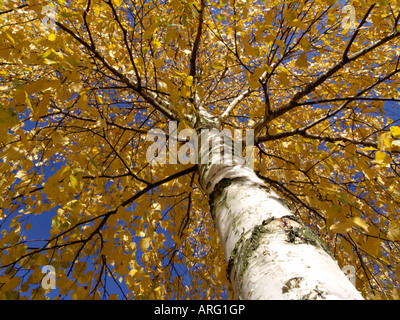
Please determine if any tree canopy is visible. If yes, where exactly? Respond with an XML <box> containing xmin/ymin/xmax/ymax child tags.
<box><xmin>1</xmin><ymin>0</ymin><xmax>400</xmax><ymax>299</ymax></box>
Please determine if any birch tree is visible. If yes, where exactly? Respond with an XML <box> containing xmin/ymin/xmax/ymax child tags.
<box><xmin>1</xmin><ymin>0</ymin><xmax>400</xmax><ymax>300</ymax></box>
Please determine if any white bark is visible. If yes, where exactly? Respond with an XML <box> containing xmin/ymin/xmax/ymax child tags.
<box><xmin>197</xmin><ymin>116</ymin><xmax>363</xmax><ymax>300</ymax></box>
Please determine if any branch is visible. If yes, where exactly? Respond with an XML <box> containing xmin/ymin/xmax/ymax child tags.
<box><xmin>264</xmin><ymin>4</ymin><xmax>333</xmax><ymax>85</ymax></box>
<box><xmin>1</xmin><ymin>166</ymin><xmax>198</xmax><ymax>271</ymax></box>
<box><xmin>84</xmin><ymin>166</ymin><xmax>198</xmax><ymax>249</ymax></box>
<box><xmin>190</xmin><ymin>0</ymin><xmax>205</xmax><ymax>80</ymax></box>
<box><xmin>49</xmin><ymin>107</ymin><xmax>149</xmax><ymax>134</ymax></box>
<box><xmin>294</xmin><ymin>96</ymin><xmax>400</xmax><ymax>107</ymax></box>
<box><xmin>256</xmin><ymin>66</ymin><xmax>400</xmax><ymax>145</ymax></box>
<box><xmin>299</xmin><ymin>132</ymin><xmax>378</xmax><ymax>148</ymax></box>
<box><xmin>218</xmin><ymin>87</ymin><xmax>253</xmax><ymax>125</ymax></box>
<box><xmin>343</xmin><ymin>4</ymin><xmax>376</xmax><ymax>60</ymax></box>
<box><xmin>253</xmin><ymin>28</ymin><xmax>400</xmax><ymax>134</ymax></box>
<box><xmin>83</xmin><ymin>0</ymin><xmax>95</xmax><ymax>49</ymax></box>
<box><xmin>0</xmin><ymin>4</ymin><xmax>28</xmax><ymax>16</ymax></box>
<box><xmin>55</xmin><ymin>21</ymin><xmax>178</xmax><ymax>121</ymax></box>
<box><xmin>219</xmin><ymin>4</ymin><xmax>326</xmax><ymax>128</ymax></box>
<box><xmin>107</xmin><ymin>0</ymin><xmax>142</xmax><ymax>89</ymax></box>
<box><xmin>100</xmin><ymin>128</ymin><xmax>150</xmax><ymax>186</ymax></box>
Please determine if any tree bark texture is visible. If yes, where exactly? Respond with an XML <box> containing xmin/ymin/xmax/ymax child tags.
<box><xmin>196</xmin><ymin>115</ymin><xmax>364</xmax><ymax>300</ymax></box>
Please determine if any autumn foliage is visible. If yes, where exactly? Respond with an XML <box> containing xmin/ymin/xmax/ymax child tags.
<box><xmin>1</xmin><ymin>0</ymin><xmax>400</xmax><ymax>299</ymax></box>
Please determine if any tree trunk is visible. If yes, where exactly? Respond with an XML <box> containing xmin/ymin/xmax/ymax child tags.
<box><xmin>196</xmin><ymin>113</ymin><xmax>363</xmax><ymax>300</ymax></box>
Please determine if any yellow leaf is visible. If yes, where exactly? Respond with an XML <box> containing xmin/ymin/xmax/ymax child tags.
<box><xmin>184</xmin><ymin>76</ymin><xmax>193</xmax><ymax>87</ymax></box>
<box><xmin>60</xmin><ymin>165</ymin><xmax>71</xmax><ymax>177</ymax></box>
<box><xmin>289</xmin><ymin>18</ymin><xmax>307</xmax><ymax>30</ymax></box>
<box><xmin>39</xmin><ymin>48</ymin><xmax>59</xmax><ymax>61</ymax></box>
<box><xmin>378</xmin><ymin>132</ymin><xmax>392</xmax><ymax>151</ymax></box>
<box><xmin>35</xmin><ymin>254</ymin><xmax>48</xmax><ymax>266</ymax></box>
<box><xmin>162</xmin><ymin>78</ymin><xmax>179</xmax><ymax>101</ymax></box>
<box><xmin>132</xmin><ymin>267</ymin><xmax>143</xmax><ymax>280</ymax></box>
<box><xmin>247</xmin><ymin>68</ymin><xmax>264</xmax><ymax>89</ymax></box>
<box><xmin>358</xmin><ymin>159</ymin><xmax>374</xmax><ymax>180</ymax></box>
<box><xmin>4</xmin><ymin>31</ymin><xmax>15</xmax><ymax>46</ymax></box>
<box><xmin>173</xmin><ymin>71</ymin><xmax>186</xmax><ymax>78</ymax></box>
<box><xmin>114</xmin><ymin>0</ymin><xmax>123</xmax><ymax>6</ymax></box>
<box><xmin>128</xmin><ymin>268</ymin><xmax>138</xmax><ymax>277</ymax></box>
<box><xmin>388</xmin><ymin>221</ymin><xmax>400</xmax><ymax>241</ymax></box>
<box><xmin>384</xmin><ymin>137</ymin><xmax>393</xmax><ymax>148</ymax></box>
<box><xmin>0</xmin><ymin>106</ymin><xmax>19</xmax><ymax>129</ymax></box>
<box><xmin>300</xmin><ymin>37</ymin><xmax>311</xmax><ymax>52</ymax></box>
<box><xmin>71</xmin><ymin>286</ymin><xmax>89</xmax><ymax>300</ymax></box>
<box><xmin>34</xmin><ymin>91</ymin><xmax>50</xmax><ymax>120</ymax></box>
<box><xmin>277</xmin><ymin>71</ymin><xmax>289</xmax><ymax>86</ymax></box>
<box><xmin>1</xmin><ymin>277</ymin><xmax>21</xmax><ymax>291</ymax></box>
<box><xmin>295</xmin><ymin>52</ymin><xmax>308</xmax><ymax>68</ymax></box>
<box><xmin>330</xmin><ymin>220</ymin><xmax>352</xmax><ymax>235</ymax></box>
<box><xmin>52</xmin><ymin>131</ymin><xmax>68</xmax><ymax>147</ymax></box>
<box><xmin>243</xmin><ymin>39</ymin><xmax>259</xmax><ymax>57</ymax></box>
<box><xmin>211</xmin><ymin>62</ymin><xmax>225</xmax><ymax>70</ymax></box>
<box><xmin>360</xmin><ymin>237</ymin><xmax>381</xmax><ymax>257</ymax></box>
<box><xmin>139</xmin><ymin>237</ymin><xmax>151</xmax><ymax>251</ymax></box>
<box><xmin>70</xmin><ymin>174</ymin><xmax>79</xmax><ymax>190</ymax></box>
<box><xmin>155</xmin><ymin>57</ymin><xmax>164</xmax><ymax>69</ymax></box>
<box><xmin>275</xmin><ymin>39</ymin><xmax>285</xmax><ymax>48</ymax></box>
<box><xmin>25</xmin><ymin>92</ymin><xmax>32</xmax><ymax>111</ymax></box>
<box><xmin>374</xmin><ymin>151</ymin><xmax>391</xmax><ymax>165</ymax></box>
<box><xmin>215</xmin><ymin>13</ymin><xmax>226</xmax><ymax>21</ymax></box>
<box><xmin>390</xmin><ymin>126</ymin><xmax>400</xmax><ymax>138</ymax></box>
<box><xmin>143</xmin><ymin>22</ymin><xmax>157</xmax><ymax>40</ymax></box>
<box><xmin>352</xmin><ymin>217</ymin><xmax>369</xmax><ymax>232</ymax></box>
<box><xmin>48</xmin><ymin>34</ymin><xmax>56</xmax><ymax>41</ymax></box>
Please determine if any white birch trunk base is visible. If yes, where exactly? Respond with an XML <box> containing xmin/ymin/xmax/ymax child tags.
<box><xmin>203</xmin><ymin>172</ymin><xmax>363</xmax><ymax>300</ymax></box>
